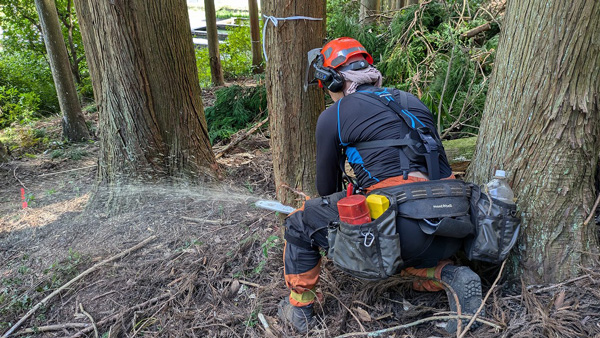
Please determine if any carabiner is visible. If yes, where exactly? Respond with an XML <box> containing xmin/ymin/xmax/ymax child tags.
<box><xmin>361</xmin><ymin>229</ymin><xmax>375</xmax><ymax>247</ymax></box>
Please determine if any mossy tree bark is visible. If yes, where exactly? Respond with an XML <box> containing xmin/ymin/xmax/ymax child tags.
<box><xmin>261</xmin><ymin>0</ymin><xmax>325</xmax><ymax>207</ymax></box>
<box><xmin>35</xmin><ymin>0</ymin><xmax>90</xmax><ymax>142</ymax></box>
<box><xmin>204</xmin><ymin>0</ymin><xmax>225</xmax><ymax>86</ymax></box>
<box><xmin>75</xmin><ymin>0</ymin><xmax>217</xmax><ymax>186</ymax></box>
<box><xmin>468</xmin><ymin>0</ymin><xmax>600</xmax><ymax>283</ymax></box>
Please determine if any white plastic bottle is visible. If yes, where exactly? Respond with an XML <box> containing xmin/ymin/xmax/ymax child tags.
<box><xmin>486</xmin><ymin>170</ymin><xmax>515</xmax><ymax>204</ymax></box>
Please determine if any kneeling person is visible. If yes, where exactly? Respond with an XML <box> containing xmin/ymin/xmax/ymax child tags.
<box><xmin>279</xmin><ymin>37</ymin><xmax>483</xmax><ymax>334</ymax></box>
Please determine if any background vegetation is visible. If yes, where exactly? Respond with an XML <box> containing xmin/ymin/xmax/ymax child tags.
<box><xmin>0</xmin><ymin>0</ymin><xmax>501</xmax><ymax>148</ymax></box>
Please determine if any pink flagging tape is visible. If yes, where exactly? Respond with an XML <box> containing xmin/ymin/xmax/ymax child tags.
<box><xmin>21</xmin><ymin>188</ymin><xmax>27</xmax><ymax>209</ymax></box>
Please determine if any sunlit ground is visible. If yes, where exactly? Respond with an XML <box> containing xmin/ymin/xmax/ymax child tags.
<box><xmin>0</xmin><ymin>194</ymin><xmax>89</xmax><ymax>234</ymax></box>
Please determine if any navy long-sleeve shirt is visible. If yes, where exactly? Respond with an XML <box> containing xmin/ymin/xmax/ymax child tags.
<box><xmin>315</xmin><ymin>86</ymin><xmax>452</xmax><ymax>196</ymax></box>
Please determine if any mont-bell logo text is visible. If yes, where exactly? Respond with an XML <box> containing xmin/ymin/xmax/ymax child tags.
<box><xmin>432</xmin><ymin>204</ymin><xmax>453</xmax><ymax>209</ymax></box>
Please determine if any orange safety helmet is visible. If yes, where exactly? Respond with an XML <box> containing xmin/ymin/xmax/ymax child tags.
<box><xmin>321</xmin><ymin>37</ymin><xmax>374</xmax><ymax>69</ymax></box>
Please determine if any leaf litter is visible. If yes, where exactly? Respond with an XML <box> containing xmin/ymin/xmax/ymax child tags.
<box><xmin>1</xmin><ymin>133</ymin><xmax>600</xmax><ymax>338</ymax></box>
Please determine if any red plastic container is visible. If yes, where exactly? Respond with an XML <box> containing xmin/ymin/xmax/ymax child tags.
<box><xmin>337</xmin><ymin>195</ymin><xmax>371</xmax><ymax>225</ymax></box>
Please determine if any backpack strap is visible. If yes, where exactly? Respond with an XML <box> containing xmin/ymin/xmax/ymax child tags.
<box><xmin>351</xmin><ymin>88</ymin><xmax>443</xmax><ymax>180</ymax></box>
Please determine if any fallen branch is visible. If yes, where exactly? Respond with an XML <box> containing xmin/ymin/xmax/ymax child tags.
<box><xmin>13</xmin><ymin>323</ymin><xmax>89</xmax><ymax>336</ymax></box>
<box><xmin>223</xmin><ymin>278</ymin><xmax>261</xmax><ymax>288</ymax></box>
<box><xmin>503</xmin><ymin>274</ymin><xmax>591</xmax><ymax>301</ymax></box>
<box><xmin>436</xmin><ymin>278</ymin><xmax>464</xmax><ymax>334</ymax></box>
<box><xmin>461</xmin><ymin>22</ymin><xmax>491</xmax><ymax>38</ymax></box>
<box><xmin>325</xmin><ymin>292</ymin><xmax>366</xmax><ymax>333</ymax></box>
<box><xmin>215</xmin><ymin>116</ymin><xmax>268</xmax><ymax>159</ymax></box>
<box><xmin>333</xmin><ymin>314</ymin><xmax>502</xmax><ymax>337</ymax></box>
<box><xmin>181</xmin><ymin>216</ymin><xmax>221</xmax><ymax>224</ymax></box>
<box><xmin>458</xmin><ymin>259</ymin><xmax>507</xmax><ymax>337</ymax></box>
<box><xmin>90</xmin><ymin>290</ymin><xmax>117</xmax><ymax>302</ymax></box>
<box><xmin>70</xmin><ymin>292</ymin><xmax>171</xmax><ymax>338</ymax></box>
<box><xmin>12</xmin><ymin>166</ymin><xmax>26</xmax><ymax>190</ymax></box>
<box><xmin>189</xmin><ymin>323</ymin><xmax>242</xmax><ymax>338</ymax></box>
<box><xmin>79</xmin><ymin>303</ymin><xmax>98</xmax><ymax>338</ymax></box>
<box><xmin>2</xmin><ymin>236</ymin><xmax>157</xmax><ymax>338</ymax></box>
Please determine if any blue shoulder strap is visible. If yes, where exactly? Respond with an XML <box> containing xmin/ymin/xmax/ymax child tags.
<box><xmin>350</xmin><ymin>88</ymin><xmax>443</xmax><ymax>180</ymax></box>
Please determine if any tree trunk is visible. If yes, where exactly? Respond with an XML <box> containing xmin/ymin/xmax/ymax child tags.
<box><xmin>360</xmin><ymin>0</ymin><xmax>380</xmax><ymax>25</ymax></box>
<box><xmin>468</xmin><ymin>0</ymin><xmax>600</xmax><ymax>283</ymax></box>
<box><xmin>0</xmin><ymin>140</ymin><xmax>8</xmax><ymax>163</ymax></box>
<box><xmin>35</xmin><ymin>0</ymin><xmax>89</xmax><ymax>141</ymax></box>
<box><xmin>204</xmin><ymin>0</ymin><xmax>225</xmax><ymax>86</ymax></box>
<box><xmin>74</xmin><ymin>0</ymin><xmax>217</xmax><ymax>185</ymax></box>
<box><xmin>248</xmin><ymin>0</ymin><xmax>263</xmax><ymax>73</ymax></box>
<box><xmin>261</xmin><ymin>0</ymin><xmax>325</xmax><ymax>206</ymax></box>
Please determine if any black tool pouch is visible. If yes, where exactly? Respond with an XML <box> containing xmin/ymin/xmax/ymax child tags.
<box><xmin>327</xmin><ymin>193</ymin><xmax>402</xmax><ymax>280</ymax></box>
<box><xmin>465</xmin><ymin>185</ymin><xmax>520</xmax><ymax>264</ymax></box>
<box><xmin>376</xmin><ymin>179</ymin><xmax>475</xmax><ymax>239</ymax></box>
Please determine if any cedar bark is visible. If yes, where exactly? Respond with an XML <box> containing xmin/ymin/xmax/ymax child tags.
<box><xmin>74</xmin><ymin>0</ymin><xmax>216</xmax><ymax>185</ymax></box>
<box><xmin>35</xmin><ymin>0</ymin><xmax>89</xmax><ymax>141</ymax></box>
<box><xmin>248</xmin><ymin>0</ymin><xmax>263</xmax><ymax>73</ymax></box>
<box><xmin>261</xmin><ymin>0</ymin><xmax>325</xmax><ymax>206</ymax></box>
<box><xmin>0</xmin><ymin>140</ymin><xmax>7</xmax><ymax>163</ymax></box>
<box><xmin>468</xmin><ymin>0</ymin><xmax>600</xmax><ymax>283</ymax></box>
<box><xmin>204</xmin><ymin>0</ymin><xmax>225</xmax><ymax>86</ymax></box>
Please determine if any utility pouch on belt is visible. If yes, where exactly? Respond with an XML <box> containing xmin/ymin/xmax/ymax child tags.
<box><xmin>327</xmin><ymin>192</ymin><xmax>402</xmax><ymax>280</ymax></box>
<box><xmin>376</xmin><ymin>179</ymin><xmax>475</xmax><ymax>239</ymax></box>
<box><xmin>465</xmin><ymin>185</ymin><xmax>520</xmax><ymax>264</ymax></box>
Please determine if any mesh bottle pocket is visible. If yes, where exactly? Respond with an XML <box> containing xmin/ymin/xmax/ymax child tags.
<box><xmin>466</xmin><ymin>192</ymin><xmax>520</xmax><ymax>264</ymax></box>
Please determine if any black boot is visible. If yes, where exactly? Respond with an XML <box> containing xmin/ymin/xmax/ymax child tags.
<box><xmin>441</xmin><ymin>265</ymin><xmax>483</xmax><ymax>333</ymax></box>
<box><xmin>277</xmin><ymin>298</ymin><xmax>316</xmax><ymax>334</ymax></box>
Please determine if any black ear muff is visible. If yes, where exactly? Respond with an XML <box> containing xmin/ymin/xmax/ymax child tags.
<box><xmin>313</xmin><ymin>64</ymin><xmax>345</xmax><ymax>93</ymax></box>
<box><xmin>326</xmin><ymin>71</ymin><xmax>344</xmax><ymax>92</ymax></box>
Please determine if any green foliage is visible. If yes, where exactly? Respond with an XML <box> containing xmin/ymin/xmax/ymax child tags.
<box><xmin>195</xmin><ymin>21</ymin><xmax>259</xmax><ymax>86</ymax></box>
<box><xmin>0</xmin><ymin>250</ymin><xmax>85</xmax><ymax>328</ymax></box>
<box><xmin>195</xmin><ymin>47</ymin><xmax>213</xmax><ymax>88</ymax></box>
<box><xmin>261</xmin><ymin>235</ymin><xmax>279</xmax><ymax>258</ymax></box>
<box><xmin>326</xmin><ymin>0</ymin><xmax>387</xmax><ymax>63</ymax></box>
<box><xmin>0</xmin><ymin>0</ymin><xmax>46</xmax><ymax>56</ymax></box>
<box><xmin>375</xmin><ymin>0</ymin><xmax>498</xmax><ymax>138</ymax></box>
<box><xmin>204</xmin><ymin>84</ymin><xmax>267</xmax><ymax>144</ymax></box>
<box><xmin>40</xmin><ymin>249</ymin><xmax>84</xmax><ymax>291</ymax></box>
<box><xmin>0</xmin><ymin>51</ymin><xmax>58</xmax><ymax>127</ymax></box>
<box><xmin>323</xmin><ymin>0</ymin><xmax>498</xmax><ymax>137</ymax></box>
<box><xmin>0</xmin><ymin>124</ymin><xmax>53</xmax><ymax>153</ymax></box>
<box><xmin>215</xmin><ymin>7</ymin><xmax>249</xmax><ymax>19</ymax></box>
<box><xmin>0</xmin><ymin>0</ymin><xmax>91</xmax><ymax>128</ymax></box>
<box><xmin>220</xmin><ymin>25</ymin><xmax>253</xmax><ymax>78</ymax></box>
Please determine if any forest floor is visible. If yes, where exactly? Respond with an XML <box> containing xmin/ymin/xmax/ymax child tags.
<box><xmin>1</xmin><ymin>88</ymin><xmax>600</xmax><ymax>338</ymax></box>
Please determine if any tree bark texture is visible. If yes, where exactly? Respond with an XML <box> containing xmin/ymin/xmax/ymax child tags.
<box><xmin>74</xmin><ymin>0</ymin><xmax>216</xmax><ymax>184</ymax></box>
<box><xmin>261</xmin><ymin>0</ymin><xmax>325</xmax><ymax>206</ymax></box>
<box><xmin>360</xmin><ymin>0</ymin><xmax>380</xmax><ymax>25</ymax></box>
<box><xmin>204</xmin><ymin>0</ymin><xmax>225</xmax><ymax>86</ymax></box>
<box><xmin>468</xmin><ymin>0</ymin><xmax>600</xmax><ymax>283</ymax></box>
<box><xmin>35</xmin><ymin>0</ymin><xmax>90</xmax><ymax>141</ymax></box>
<box><xmin>0</xmin><ymin>140</ymin><xmax>8</xmax><ymax>163</ymax></box>
<box><xmin>248</xmin><ymin>0</ymin><xmax>263</xmax><ymax>73</ymax></box>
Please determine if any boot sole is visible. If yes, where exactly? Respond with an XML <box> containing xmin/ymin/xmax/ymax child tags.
<box><xmin>445</xmin><ymin>268</ymin><xmax>483</xmax><ymax>333</ymax></box>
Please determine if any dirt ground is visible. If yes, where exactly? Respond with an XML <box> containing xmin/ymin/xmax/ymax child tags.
<box><xmin>1</xmin><ymin>105</ymin><xmax>600</xmax><ymax>338</ymax></box>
